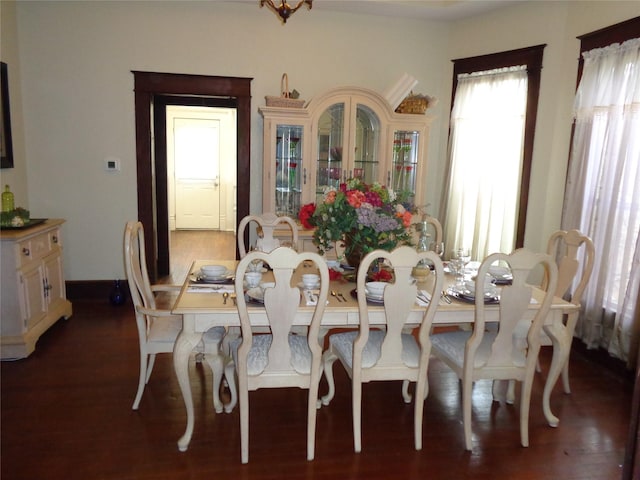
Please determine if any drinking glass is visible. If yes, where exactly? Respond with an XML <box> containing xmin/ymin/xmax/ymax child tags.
<box><xmin>456</xmin><ymin>247</ymin><xmax>471</xmax><ymax>278</ymax></box>
<box><xmin>450</xmin><ymin>250</ymin><xmax>466</xmax><ymax>286</ymax></box>
<box><xmin>457</xmin><ymin>247</ymin><xmax>471</xmax><ymax>266</ymax></box>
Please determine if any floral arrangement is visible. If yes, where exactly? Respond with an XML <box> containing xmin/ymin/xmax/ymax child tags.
<box><xmin>0</xmin><ymin>207</ymin><xmax>30</xmax><ymax>228</ymax></box>
<box><xmin>299</xmin><ymin>178</ymin><xmax>413</xmax><ymax>261</ymax></box>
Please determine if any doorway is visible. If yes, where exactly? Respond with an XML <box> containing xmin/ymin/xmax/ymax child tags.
<box><xmin>133</xmin><ymin>71</ymin><xmax>252</xmax><ymax>279</ymax></box>
<box><xmin>167</xmin><ymin>105</ymin><xmax>237</xmax><ymax>232</ymax></box>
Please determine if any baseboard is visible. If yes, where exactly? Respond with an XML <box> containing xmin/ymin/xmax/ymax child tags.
<box><xmin>66</xmin><ymin>279</ymin><xmax>131</xmax><ymax>304</ymax></box>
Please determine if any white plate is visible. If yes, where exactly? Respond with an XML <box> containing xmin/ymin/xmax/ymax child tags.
<box><xmin>366</xmin><ymin>294</ymin><xmax>384</xmax><ymax>304</ymax></box>
<box><xmin>190</xmin><ymin>273</ymin><xmax>233</xmax><ymax>284</ymax></box>
<box><xmin>364</xmin><ymin>291</ymin><xmax>384</xmax><ymax>301</ymax></box>
<box><xmin>447</xmin><ymin>286</ymin><xmax>499</xmax><ymax>304</ymax></box>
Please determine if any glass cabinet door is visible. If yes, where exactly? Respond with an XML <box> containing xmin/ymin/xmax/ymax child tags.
<box><xmin>316</xmin><ymin>103</ymin><xmax>345</xmax><ymax>201</ymax></box>
<box><xmin>315</xmin><ymin>101</ymin><xmax>381</xmax><ymax>204</ymax></box>
<box><xmin>391</xmin><ymin>130</ymin><xmax>420</xmax><ymax>205</ymax></box>
<box><xmin>275</xmin><ymin>124</ymin><xmax>303</xmax><ymax>216</ymax></box>
<box><xmin>353</xmin><ymin>104</ymin><xmax>380</xmax><ymax>183</ymax></box>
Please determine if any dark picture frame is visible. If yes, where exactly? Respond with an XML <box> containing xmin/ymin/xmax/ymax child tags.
<box><xmin>1</xmin><ymin>62</ymin><xmax>14</xmax><ymax>169</ymax></box>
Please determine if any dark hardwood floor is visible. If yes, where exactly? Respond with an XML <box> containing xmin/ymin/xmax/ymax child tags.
<box><xmin>1</xmin><ymin>231</ymin><xmax>634</xmax><ymax>479</ymax></box>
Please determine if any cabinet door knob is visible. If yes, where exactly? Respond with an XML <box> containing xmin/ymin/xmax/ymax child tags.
<box><xmin>52</xmin><ymin>235</ymin><xmax>58</xmax><ymax>244</ymax></box>
<box><xmin>22</xmin><ymin>247</ymin><xmax>30</xmax><ymax>256</ymax></box>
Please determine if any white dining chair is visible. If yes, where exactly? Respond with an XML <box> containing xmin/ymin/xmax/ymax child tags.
<box><xmin>508</xmin><ymin>229</ymin><xmax>595</xmax><ymax>404</ymax></box>
<box><xmin>320</xmin><ymin>246</ymin><xmax>445</xmax><ymax>452</ymax></box>
<box><xmin>237</xmin><ymin>213</ymin><xmax>299</xmax><ymax>258</ymax></box>
<box><xmin>225</xmin><ymin>246</ymin><xmax>330</xmax><ymax>463</ymax></box>
<box><xmin>124</xmin><ymin>221</ymin><xmax>229</xmax><ymax>413</ymax></box>
<box><xmin>410</xmin><ymin>213</ymin><xmax>443</xmax><ymax>249</ymax></box>
<box><xmin>431</xmin><ymin>248</ymin><xmax>558</xmax><ymax>450</ymax></box>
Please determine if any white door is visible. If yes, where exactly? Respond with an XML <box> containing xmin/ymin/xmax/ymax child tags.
<box><xmin>173</xmin><ymin>117</ymin><xmax>221</xmax><ymax>229</ymax></box>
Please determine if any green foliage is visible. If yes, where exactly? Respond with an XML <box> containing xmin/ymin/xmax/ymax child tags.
<box><xmin>0</xmin><ymin>207</ymin><xmax>30</xmax><ymax>227</ymax></box>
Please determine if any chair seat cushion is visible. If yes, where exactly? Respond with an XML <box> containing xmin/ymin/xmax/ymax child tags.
<box><xmin>432</xmin><ymin>330</ymin><xmax>526</xmax><ymax>368</ymax></box>
<box><xmin>329</xmin><ymin>330</ymin><xmax>420</xmax><ymax>369</ymax></box>
<box><xmin>148</xmin><ymin>316</ymin><xmax>183</xmax><ymax>344</ymax></box>
<box><xmin>230</xmin><ymin>333</ymin><xmax>312</xmax><ymax>375</ymax></box>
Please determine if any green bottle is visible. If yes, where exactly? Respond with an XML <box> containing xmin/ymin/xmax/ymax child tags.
<box><xmin>2</xmin><ymin>185</ymin><xmax>14</xmax><ymax>212</ymax></box>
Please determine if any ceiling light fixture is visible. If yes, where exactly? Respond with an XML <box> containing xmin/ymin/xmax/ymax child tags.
<box><xmin>260</xmin><ymin>0</ymin><xmax>312</xmax><ymax>23</ymax></box>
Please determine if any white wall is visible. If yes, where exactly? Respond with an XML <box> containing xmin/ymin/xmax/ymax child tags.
<box><xmin>0</xmin><ymin>1</ymin><xmax>28</xmax><ymax>207</ymax></box>
<box><xmin>3</xmin><ymin>0</ymin><xmax>639</xmax><ymax>281</ymax></box>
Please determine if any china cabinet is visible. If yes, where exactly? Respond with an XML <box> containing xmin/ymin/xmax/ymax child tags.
<box><xmin>1</xmin><ymin>219</ymin><xmax>72</xmax><ymax>359</ymax></box>
<box><xmin>260</xmin><ymin>86</ymin><xmax>433</xmax><ymax>223</ymax></box>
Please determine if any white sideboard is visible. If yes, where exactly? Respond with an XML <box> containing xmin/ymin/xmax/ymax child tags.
<box><xmin>1</xmin><ymin>218</ymin><xmax>72</xmax><ymax>359</ymax></box>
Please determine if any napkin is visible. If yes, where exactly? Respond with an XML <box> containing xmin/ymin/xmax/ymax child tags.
<box><xmin>303</xmin><ymin>290</ymin><xmax>329</xmax><ymax>306</ymax></box>
<box><xmin>416</xmin><ymin>290</ymin><xmax>431</xmax><ymax>306</ymax></box>
<box><xmin>304</xmin><ymin>289</ymin><xmax>319</xmax><ymax>305</ymax></box>
<box><xmin>187</xmin><ymin>285</ymin><xmax>235</xmax><ymax>294</ymax></box>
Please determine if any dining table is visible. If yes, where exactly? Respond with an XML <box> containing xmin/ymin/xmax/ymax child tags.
<box><xmin>171</xmin><ymin>259</ymin><xmax>579</xmax><ymax>452</ymax></box>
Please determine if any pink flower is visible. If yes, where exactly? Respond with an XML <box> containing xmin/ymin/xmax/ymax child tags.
<box><xmin>346</xmin><ymin>190</ymin><xmax>365</xmax><ymax>208</ymax></box>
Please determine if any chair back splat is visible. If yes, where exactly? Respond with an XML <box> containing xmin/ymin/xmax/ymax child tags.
<box><xmin>237</xmin><ymin>213</ymin><xmax>299</xmax><ymax>258</ymax></box>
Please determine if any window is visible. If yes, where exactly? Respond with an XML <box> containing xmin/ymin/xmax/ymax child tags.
<box><xmin>563</xmin><ymin>17</ymin><xmax>640</xmax><ymax>365</ymax></box>
<box><xmin>443</xmin><ymin>45</ymin><xmax>545</xmax><ymax>259</ymax></box>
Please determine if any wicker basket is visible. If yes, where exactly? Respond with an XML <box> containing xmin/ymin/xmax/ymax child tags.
<box><xmin>265</xmin><ymin>73</ymin><xmax>305</xmax><ymax>108</ymax></box>
<box><xmin>395</xmin><ymin>92</ymin><xmax>433</xmax><ymax>115</ymax></box>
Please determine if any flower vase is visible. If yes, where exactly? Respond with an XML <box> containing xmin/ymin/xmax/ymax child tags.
<box><xmin>346</xmin><ymin>246</ymin><xmax>364</xmax><ymax>271</ymax></box>
<box><xmin>343</xmin><ymin>233</ymin><xmax>367</xmax><ymax>276</ymax></box>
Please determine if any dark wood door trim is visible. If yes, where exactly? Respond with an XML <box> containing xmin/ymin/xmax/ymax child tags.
<box><xmin>133</xmin><ymin>71</ymin><xmax>252</xmax><ymax>279</ymax></box>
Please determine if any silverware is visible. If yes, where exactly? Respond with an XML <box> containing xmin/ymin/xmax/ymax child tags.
<box><xmin>338</xmin><ymin>292</ymin><xmax>347</xmax><ymax>302</ymax></box>
<box><xmin>417</xmin><ymin>293</ymin><xmax>431</xmax><ymax>305</ymax></box>
<box><xmin>331</xmin><ymin>290</ymin><xmax>342</xmax><ymax>302</ymax></box>
<box><xmin>189</xmin><ymin>285</ymin><xmax>223</xmax><ymax>290</ymax></box>
<box><xmin>441</xmin><ymin>291</ymin><xmax>452</xmax><ymax>304</ymax></box>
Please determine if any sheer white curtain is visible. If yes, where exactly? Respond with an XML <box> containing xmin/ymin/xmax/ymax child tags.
<box><xmin>563</xmin><ymin>38</ymin><xmax>640</xmax><ymax>363</ymax></box>
<box><xmin>444</xmin><ymin>66</ymin><xmax>528</xmax><ymax>260</ymax></box>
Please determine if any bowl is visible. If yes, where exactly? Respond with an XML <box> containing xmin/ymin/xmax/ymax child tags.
<box><xmin>365</xmin><ymin>281</ymin><xmax>387</xmax><ymax>297</ymax></box>
<box><xmin>325</xmin><ymin>260</ymin><xmax>340</xmax><ymax>270</ymax></box>
<box><xmin>201</xmin><ymin>264</ymin><xmax>227</xmax><ymax>277</ymax></box>
<box><xmin>244</xmin><ymin>271</ymin><xmax>262</xmax><ymax>288</ymax></box>
<box><xmin>302</xmin><ymin>274</ymin><xmax>320</xmax><ymax>289</ymax></box>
